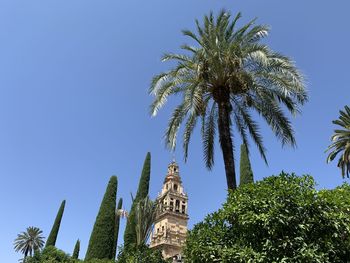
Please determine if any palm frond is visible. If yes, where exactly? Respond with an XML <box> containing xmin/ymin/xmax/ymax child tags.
<box><xmin>165</xmin><ymin>103</ymin><xmax>187</xmax><ymax>150</ymax></box>
<box><xmin>183</xmin><ymin>113</ymin><xmax>197</xmax><ymax>162</ymax></box>
<box><xmin>202</xmin><ymin>102</ymin><xmax>217</xmax><ymax>169</ymax></box>
<box><xmin>232</xmin><ymin>97</ymin><xmax>267</xmax><ymax>164</ymax></box>
<box><xmin>225</xmin><ymin>12</ymin><xmax>241</xmax><ymax>41</ymax></box>
<box><xmin>244</xmin><ymin>24</ymin><xmax>270</xmax><ymax>43</ymax></box>
<box><xmin>182</xmin><ymin>29</ymin><xmax>201</xmax><ymax>45</ymax></box>
<box><xmin>181</xmin><ymin>44</ymin><xmax>198</xmax><ymax>54</ymax></box>
<box><xmin>326</xmin><ymin>106</ymin><xmax>350</xmax><ymax>177</ymax></box>
<box><xmin>252</xmin><ymin>95</ymin><xmax>296</xmax><ymax>147</ymax></box>
<box><xmin>134</xmin><ymin>196</ymin><xmax>157</xmax><ymax>246</ymax></box>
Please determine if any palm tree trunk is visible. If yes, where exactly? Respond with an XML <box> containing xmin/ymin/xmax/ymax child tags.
<box><xmin>216</xmin><ymin>89</ymin><xmax>237</xmax><ymax>190</ymax></box>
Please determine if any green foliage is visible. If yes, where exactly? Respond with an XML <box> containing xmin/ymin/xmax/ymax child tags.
<box><xmin>124</xmin><ymin>153</ymin><xmax>151</xmax><ymax>249</ymax></box>
<box><xmin>24</xmin><ymin>246</ymin><xmax>116</xmax><ymax>263</ymax></box>
<box><xmin>85</xmin><ymin>260</ymin><xmax>114</xmax><ymax>263</ymax></box>
<box><xmin>117</xmin><ymin>244</ymin><xmax>167</xmax><ymax>263</ymax></box>
<box><xmin>239</xmin><ymin>143</ymin><xmax>254</xmax><ymax>185</ymax></box>
<box><xmin>134</xmin><ymin>196</ymin><xmax>159</xmax><ymax>246</ymax></box>
<box><xmin>46</xmin><ymin>200</ymin><xmax>66</xmax><ymax>248</ymax></box>
<box><xmin>319</xmin><ymin>183</ymin><xmax>350</xmax><ymax>207</ymax></box>
<box><xmin>14</xmin><ymin>226</ymin><xmax>45</xmax><ymax>259</ymax></box>
<box><xmin>85</xmin><ymin>176</ymin><xmax>118</xmax><ymax>261</ymax></box>
<box><xmin>184</xmin><ymin>172</ymin><xmax>350</xmax><ymax>262</ymax></box>
<box><xmin>326</xmin><ymin>105</ymin><xmax>350</xmax><ymax>177</ymax></box>
<box><xmin>134</xmin><ymin>153</ymin><xmax>151</xmax><ymax>204</ymax></box>
<box><xmin>149</xmin><ymin>10</ymin><xmax>307</xmax><ymax>190</ymax></box>
<box><xmin>25</xmin><ymin>246</ymin><xmax>75</xmax><ymax>263</ymax></box>
<box><xmin>72</xmin><ymin>239</ymin><xmax>80</xmax><ymax>259</ymax></box>
<box><xmin>111</xmin><ymin>198</ymin><xmax>123</xmax><ymax>259</ymax></box>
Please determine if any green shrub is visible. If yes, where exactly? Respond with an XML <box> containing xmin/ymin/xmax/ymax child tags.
<box><xmin>25</xmin><ymin>246</ymin><xmax>76</xmax><ymax>263</ymax></box>
<box><xmin>25</xmin><ymin>246</ymin><xmax>117</xmax><ymax>263</ymax></box>
<box><xmin>184</xmin><ymin>172</ymin><xmax>350</xmax><ymax>262</ymax></box>
<box><xmin>117</xmin><ymin>244</ymin><xmax>167</xmax><ymax>263</ymax></box>
<box><xmin>85</xmin><ymin>259</ymin><xmax>115</xmax><ymax>263</ymax></box>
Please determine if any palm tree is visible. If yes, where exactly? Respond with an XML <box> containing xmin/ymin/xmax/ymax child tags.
<box><xmin>134</xmin><ymin>196</ymin><xmax>159</xmax><ymax>246</ymax></box>
<box><xmin>326</xmin><ymin>105</ymin><xmax>350</xmax><ymax>178</ymax></box>
<box><xmin>14</xmin><ymin>227</ymin><xmax>45</xmax><ymax>261</ymax></box>
<box><xmin>149</xmin><ymin>10</ymin><xmax>307</xmax><ymax>190</ymax></box>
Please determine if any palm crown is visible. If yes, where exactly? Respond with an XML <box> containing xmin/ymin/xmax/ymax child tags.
<box><xmin>14</xmin><ymin>226</ymin><xmax>45</xmax><ymax>260</ymax></box>
<box><xmin>150</xmin><ymin>10</ymin><xmax>307</xmax><ymax>189</ymax></box>
<box><xmin>326</xmin><ymin>105</ymin><xmax>350</xmax><ymax>177</ymax></box>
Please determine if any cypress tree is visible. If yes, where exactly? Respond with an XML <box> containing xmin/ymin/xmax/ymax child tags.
<box><xmin>124</xmin><ymin>152</ymin><xmax>151</xmax><ymax>249</ymax></box>
<box><xmin>239</xmin><ymin>143</ymin><xmax>254</xmax><ymax>186</ymax></box>
<box><xmin>85</xmin><ymin>176</ymin><xmax>118</xmax><ymax>261</ymax></box>
<box><xmin>72</xmin><ymin>239</ymin><xmax>80</xmax><ymax>259</ymax></box>
<box><xmin>111</xmin><ymin>198</ymin><xmax>123</xmax><ymax>259</ymax></box>
<box><xmin>45</xmin><ymin>200</ymin><xmax>66</xmax><ymax>247</ymax></box>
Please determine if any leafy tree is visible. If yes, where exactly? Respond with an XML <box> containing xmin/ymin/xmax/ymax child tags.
<box><xmin>124</xmin><ymin>152</ymin><xmax>151</xmax><ymax>249</ymax></box>
<box><xmin>14</xmin><ymin>226</ymin><xmax>45</xmax><ymax>261</ymax></box>
<box><xmin>46</xmin><ymin>200</ymin><xmax>66</xmax><ymax>248</ymax></box>
<box><xmin>85</xmin><ymin>260</ymin><xmax>114</xmax><ymax>263</ymax></box>
<box><xmin>184</xmin><ymin>173</ymin><xmax>350</xmax><ymax>262</ymax></box>
<box><xmin>72</xmin><ymin>239</ymin><xmax>80</xmax><ymax>259</ymax></box>
<box><xmin>111</xmin><ymin>198</ymin><xmax>123</xmax><ymax>259</ymax></box>
<box><xmin>117</xmin><ymin>244</ymin><xmax>167</xmax><ymax>263</ymax></box>
<box><xmin>24</xmin><ymin>246</ymin><xmax>115</xmax><ymax>263</ymax></box>
<box><xmin>85</xmin><ymin>176</ymin><xmax>118</xmax><ymax>261</ymax></box>
<box><xmin>319</xmin><ymin>182</ymin><xmax>350</xmax><ymax>207</ymax></box>
<box><xmin>149</xmin><ymin>10</ymin><xmax>307</xmax><ymax>190</ymax></box>
<box><xmin>239</xmin><ymin>143</ymin><xmax>254</xmax><ymax>185</ymax></box>
<box><xmin>326</xmin><ymin>105</ymin><xmax>350</xmax><ymax>177</ymax></box>
<box><xmin>25</xmin><ymin>246</ymin><xmax>74</xmax><ymax>263</ymax></box>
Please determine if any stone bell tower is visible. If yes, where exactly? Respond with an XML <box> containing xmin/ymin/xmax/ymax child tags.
<box><xmin>150</xmin><ymin>161</ymin><xmax>188</xmax><ymax>261</ymax></box>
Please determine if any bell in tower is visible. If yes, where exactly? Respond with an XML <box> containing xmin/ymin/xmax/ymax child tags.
<box><xmin>150</xmin><ymin>161</ymin><xmax>189</xmax><ymax>262</ymax></box>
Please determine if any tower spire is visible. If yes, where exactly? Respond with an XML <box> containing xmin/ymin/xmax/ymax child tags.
<box><xmin>172</xmin><ymin>153</ymin><xmax>176</xmax><ymax>163</ymax></box>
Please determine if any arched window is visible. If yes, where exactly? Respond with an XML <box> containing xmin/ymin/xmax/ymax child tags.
<box><xmin>175</xmin><ymin>200</ymin><xmax>180</xmax><ymax>212</ymax></box>
<box><xmin>174</xmin><ymin>184</ymin><xmax>178</xmax><ymax>191</ymax></box>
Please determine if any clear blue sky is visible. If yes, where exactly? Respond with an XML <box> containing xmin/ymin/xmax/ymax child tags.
<box><xmin>1</xmin><ymin>1</ymin><xmax>349</xmax><ymax>261</ymax></box>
